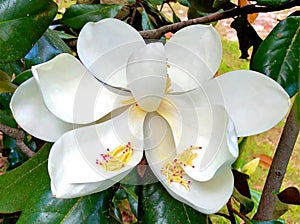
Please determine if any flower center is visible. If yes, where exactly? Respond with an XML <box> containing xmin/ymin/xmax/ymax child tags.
<box><xmin>161</xmin><ymin>145</ymin><xmax>202</xmax><ymax>190</ymax></box>
<box><xmin>96</xmin><ymin>142</ymin><xmax>134</xmax><ymax>171</ymax></box>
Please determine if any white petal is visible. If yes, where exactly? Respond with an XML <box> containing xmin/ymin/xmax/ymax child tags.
<box><xmin>48</xmin><ymin>105</ymin><xmax>147</xmax><ymax>198</ymax></box>
<box><xmin>157</xmin><ymin>99</ymin><xmax>238</xmax><ymax>181</ymax></box>
<box><xmin>165</xmin><ymin>24</ymin><xmax>222</xmax><ymax>91</ymax></box>
<box><xmin>51</xmin><ymin>170</ymin><xmax>131</xmax><ymax>198</ymax></box>
<box><xmin>144</xmin><ymin>114</ymin><xmax>235</xmax><ymax>214</ymax></box>
<box><xmin>77</xmin><ymin>18</ymin><xmax>145</xmax><ymax>87</ymax></box>
<box><xmin>203</xmin><ymin>70</ymin><xmax>290</xmax><ymax>136</ymax></box>
<box><xmin>32</xmin><ymin>53</ymin><xmax>132</xmax><ymax>124</ymax></box>
<box><xmin>127</xmin><ymin>43</ymin><xmax>167</xmax><ymax>112</ymax></box>
<box><xmin>10</xmin><ymin>78</ymin><xmax>76</xmax><ymax>142</ymax></box>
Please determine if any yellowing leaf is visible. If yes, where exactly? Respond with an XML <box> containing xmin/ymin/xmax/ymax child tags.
<box><xmin>241</xmin><ymin>157</ymin><xmax>260</xmax><ymax>175</ymax></box>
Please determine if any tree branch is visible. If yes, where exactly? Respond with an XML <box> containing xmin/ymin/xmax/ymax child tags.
<box><xmin>0</xmin><ymin>123</ymin><xmax>35</xmax><ymax>158</ymax></box>
<box><xmin>253</xmin><ymin>103</ymin><xmax>299</xmax><ymax>220</ymax></box>
<box><xmin>140</xmin><ymin>1</ymin><xmax>299</xmax><ymax>39</ymax></box>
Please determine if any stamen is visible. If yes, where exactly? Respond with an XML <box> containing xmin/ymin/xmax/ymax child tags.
<box><xmin>161</xmin><ymin>145</ymin><xmax>202</xmax><ymax>190</ymax></box>
<box><xmin>121</xmin><ymin>98</ymin><xmax>136</xmax><ymax>105</ymax></box>
<box><xmin>165</xmin><ymin>74</ymin><xmax>172</xmax><ymax>93</ymax></box>
<box><xmin>96</xmin><ymin>142</ymin><xmax>134</xmax><ymax>171</ymax></box>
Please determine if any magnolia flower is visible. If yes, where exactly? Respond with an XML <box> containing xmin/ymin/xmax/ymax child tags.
<box><xmin>10</xmin><ymin>18</ymin><xmax>289</xmax><ymax>214</ymax></box>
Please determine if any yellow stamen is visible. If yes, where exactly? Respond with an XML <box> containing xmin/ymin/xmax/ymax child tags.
<box><xmin>96</xmin><ymin>142</ymin><xmax>134</xmax><ymax>171</ymax></box>
<box><xmin>121</xmin><ymin>98</ymin><xmax>136</xmax><ymax>105</ymax></box>
<box><xmin>161</xmin><ymin>145</ymin><xmax>202</xmax><ymax>190</ymax></box>
<box><xmin>165</xmin><ymin>74</ymin><xmax>172</xmax><ymax>93</ymax></box>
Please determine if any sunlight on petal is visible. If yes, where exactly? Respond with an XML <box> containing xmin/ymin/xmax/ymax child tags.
<box><xmin>10</xmin><ymin>78</ymin><xmax>77</xmax><ymax>142</ymax></box>
<box><xmin>32</xmin><ymin>53</ymin><xmax>132</xmax><ymax>124</ymax></box>
<box><xmin>165</xmin><ymin>24</ymin><xmax>222</xmax><ymax>90</ymax></box>
<box><xmin>78</xmin><ymin>18</ymin><xmax>145</xmax><ymax>87</ymax></box>
<box><xmin>203</xmin><ymin>70</ymin><xmax>290</xmax><ymax>136</ymax></box>
<box><xmin>127</xmin><ymin>43</ymin><xmax>167</xmax><ymax>112</ymax></box>
<box><xmin>144</xmin><ymin>113</ymin><xmax>234</xmax><ymax>214</ymax></box>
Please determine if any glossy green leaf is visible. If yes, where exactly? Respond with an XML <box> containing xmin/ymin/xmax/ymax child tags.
<box><xmin>0</xmin><ymin>93</ymin><xmax>16</xmax><ymax>128</ymax></box>
<box><xmin>232</xmin><ymin>188</ymin><xmax>254</xmax><ymax>215</ymax></box>
<box><xmin>255</xmin><ymin>0</ymin><xmax>292</xmax><ymax>6</ymax></box>
<box><xmin>24</xmin><ymin>29</ymin><xmax>72</xmax><ymax>69</ymax></box>
<box><xmin>0</xmin><ymin>142</ymin><xmax>116</xmax><ymax>223</ymax></box>
<box><xmin>178</xmin><ymin>0</ymin><xmax>191</xmax><ymax>7</ymax></box>
<box><xmin>0</xmin><ymin>0</ymin><xmax>58</xmax><ymax>63</ymax></box>
<box><xmin>149</xmin><ymin>0</ymin><xmax>163</xmax><ymax>6</ymax></box>
<box><xmin>0</xmin><ymin>61</ymin><xmax>24</xmax><ymax>77</ymax></box>
<box><xmin>18</xmin><ymin>188</ymin><xmax>115</xmax><ymax>223</ymax></box>
<box><xmin>141</xmin><ymin>8</ymin><xmax>155</xmax><ymax>30</ymax></box>
<box><xmin>251</xmin><ymin>16</ymin><xmax>299</xmax><ymax>97</ymax></box>
<box><xmin>61</xmin><ymin>4</ymin><xmax>122</xmax><ymax>29</ymax></box>
<box><xmin>12</xmin><ymin>70</ymin><xmax>33</xmax><ymax>85</ymax></box>
<box><xmin>251</xmin><ymin>221</ymin><xmax>284</xmax><ymax>224</ymax></box>
<box><xmin>141</xmin><ymin>182</ymin><xmax>210</xmax><ymax>223</ymax></box>
<box><xmin>52</xmin><ymin>30</ymin><xmax>77</xmax><ymax>40</ymax></box>
<box><xmin>213</xmin><ymin>0</ymin><xmax>229</xmax><ymax>8</ymax></box>
<box><xmin>188</xmin><ymin>0</ymin><xmax>221</xmax><ymax>14</ymax></box>
<box><xmin>4</xmin><ymin>135</ymin><xmax>28</xmax><ymax>169</ymax></box>
<box><xmin>295</xmin><ymin>93</ymin><xmax>300</xmax><ymax>126</ymax></box>
<box><xmin>0</xmin><ymin>143</ymin><xmax>52</xmax><ymax>213</ymax></box>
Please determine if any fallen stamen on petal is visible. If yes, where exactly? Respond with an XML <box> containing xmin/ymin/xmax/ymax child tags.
<box><xmin>96</xmin><ymin>142</ymin><xmax>134</xmax><ymax>171</ymax></box>
<box><xmin>161</xmin><ymin>145</ymin><xmax>202</xmax><ymax>190</ymax></box>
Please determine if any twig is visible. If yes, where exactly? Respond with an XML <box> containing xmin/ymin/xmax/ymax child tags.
<box><xmin>253</xmin><ymin>103</ymin><xmax>299</xmax><ymax>220</ymax></box>
<box><xmin>227</xmin><ymin>200</ymin><xmax>237</xmax><ymax>224</ymax></box>
<box><xmin>0</xmin><ymin>123</ymin><xmax>35</xmax><ymax>158</ymax></box>
<box><xmin>139</xmin><ymin>0</ymin><xmax>299</xmax><ymax>39</ymax></box>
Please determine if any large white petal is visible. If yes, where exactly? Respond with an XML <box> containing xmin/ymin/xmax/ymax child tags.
<box><xmin>127</xmin><ymin>43</ymin><xmax>167</xmax><ymax>112</ymax></box>
<box><xmin>203</xmin><ymin>70</ymin><xmax>290</xmax><ymax>136</ymax></box>
<box><xmin>32</xmin><ymin>53</ymin><xmax>132</xmax><ymax>124</ymax></box>
<box><xmin>157</xmin><ymin>100</ymin><xmax>238</xmax><ymax>181</ymax></box>
<box><xmin>77</xmin><ymin>18</ymin><xmax>145</xmax><ymax>87</ymax></box>
<box><xmin>10</xmin><ymin>78</ymin><xmax>76</xmax><ymax>142</ymax></box>
<box><xmin>144</xmin><ymin>114</ymin><xmax>235</xmax><ymax>214</ymax></box>
<box><xmin>50</xmin><ymin>170</ymin><xmax>131</xmax><ymax>199</ymax></box>
<box><xmin>165</xmin><ymin>24</ymin><xmax>222</xmax><ymax>91</ymax></box>
<box><xmin>48</xmin><ymin>105</ymin><xmax>147</xmax><ymax>197</ymax></box>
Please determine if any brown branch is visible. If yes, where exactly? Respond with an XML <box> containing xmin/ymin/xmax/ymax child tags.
<box><xmin>0</xmin><ymin>123</ymin><xmax>35</xmax><ymax>158</ymax></box>
<box><xmin>253</xmin><ymin>103</ymin><xmax>299</xmax><ymax>220</ymax></box>
<box><xmin>139</xmin><ymin>0</ymin><xmax>299</xmax><ymax>39</ymax></box>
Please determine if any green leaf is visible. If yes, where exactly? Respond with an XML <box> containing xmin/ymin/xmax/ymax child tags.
<box><xmin>141</xmin><ymin>8</ymin><xmax>155</xmax><ymax>30</ymax></box>
<box><xmin>149</xmin><ymin>0</ymin><xmax>164</xmax><ymax>6</ymax></box>
<box><xmin>24</xmin><ymin>29</ymin><xmax>72</xmax><ymax>69</ymax></box>
<box><xmin>250</xmin><ymin>220</ymin><xmax>284</xmax><ymax>224</ymax></box>
<box><xmin>61</xmin><ymin>4</ymin><xmax>122</xmax><ymax>29</ymax></box>
<box><xmin>255</xmin><ymin>0</ymin><xmax>292</xmax><ymax>6</ymax></box>
<box><xmin>251</xmin><ymin>16</ymin><xmax>299</xmax><ymax>97</ymax></box>
<box><xmin>12</xmin><ymin>70</ymin><xmax>33</xmax><ymax>85</ymax></box>
<box><xmin>141</xmin><ymin>182</ymin><xmax>210</xmax><ymax>223</ymax></box>
<box><xmin>52</xmin><ymin>30</ymin><xmax>77</xmax><ymax>40</ymax></box>
<box><xmin>18</xmin><ymin>188</ymin><xmax>115</xmax><ymax>223</ymax></box>
<box><xmin>0</xmin><ymin>0</ymin><xmax>58</xmax><ymax>63</ymax></box>
<box><xmin>0</xmin><ymin>92</ymin><xmax>16</xmax><ymax>128</ymax></box>
<box><xmin>213</xmin><ymin>0</ymin><xmax>229</xmax><ymax>8</ymax></box>
<box><xmin>0</xmin><ymin>143</ymin><xmax>52</xmax><ymax>213</ymax></box>
<box><xmin>232</xmin><ymin>188</ymin><xmax>254</xmax><ymax>215</ymax></box>
<box><xmin>0</xmin><ymin>142</ymin><xmax>117</xmax><ymax>223</ymax></box>
<box><xmin>178</xmin><ymin>0</ymin><xmax>191</xmax><ymax>7</ymax></box>
<box><xmin>295</xmin><ymin>93</ymin><xmax>300</xmax><ymax>126</ymax></box>
<box><xmin>0</xmin><ymin>61</ymin><xmax>24</xmax><ymax>77</ymax></box>
<box><xmin>188</xmin><ymin>0</ymin><xmax>221</xmax><ymax>14</ymax></box>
